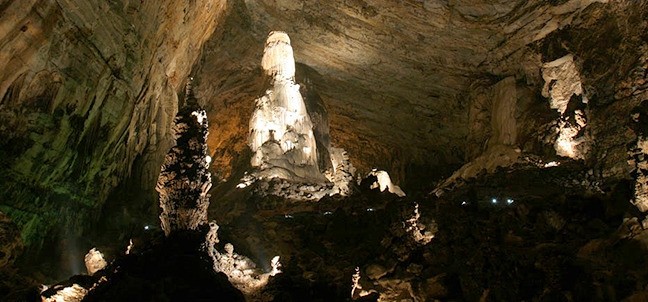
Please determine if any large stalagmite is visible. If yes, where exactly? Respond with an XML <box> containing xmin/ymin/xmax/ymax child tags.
<box><xmin>243</xmin><ymin>31</ymin><xmax>360</xmax><ymax>200</ymax></box>
<box><xmin>156</xmin><ymin>81</ymin><xmax>212</xmax><ymax>236</ymax></box>
<box><xmin>249</xmin><ymin>31</ymin><xmax>326</xmax><ymax>182</ymax></box>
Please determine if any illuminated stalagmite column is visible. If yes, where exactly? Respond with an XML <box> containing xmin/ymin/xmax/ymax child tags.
<box><xmin>542</xmin><ymin>54</ymin><xmax>589</xmax><ymax>159</ymax></box>
<box><xmin>157</xmin><ymin>80</ymin><xmax>212</xmax><ymax>236</ymax></box>
<box><xmin>248</xmin><ymin>31</ymin><xmax>326</xmax><ymax>182</ymax></box>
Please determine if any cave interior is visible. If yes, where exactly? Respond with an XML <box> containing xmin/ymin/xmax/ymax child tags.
<box><xmin>1</xmin><ymin>0</ymin><xmax>648</xmax><ymax>301</ymax></box>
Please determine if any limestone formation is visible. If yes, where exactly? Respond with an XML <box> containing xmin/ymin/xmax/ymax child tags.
<box><xmin>249</xmin><ymin>31</ymin><xmax>326</xmax><ymax>183</ymax></box>
<box><xmin>245</xmin><ymin>31</ymin><xmax>357</xmax><ymax>200</ymax></box>
<box><xmin>84</xmin><ymin>248</ymin><xmax>107</xmax><ymax>276</ymax></box>
<box><xmin>433</xmin><ymin>77</ymin><xmax>522</xmax><ymax>197</ymax></box>
<box><xmin>204</xmin><ymin>221</ymin><xmax>280</xmax><ymax>294</ymax></box>
<box><xmin>366</xmin><ymin>169</ymin><xmax>406</xmax><ymax>197</ymax></box>
<box><xmin>0</xmin><ymin>0</ymin><xmax>226</xmax><ymax>252</ymax></box>
<box><xmin>542</xmin><ymin>54</ymin><xmax>589</xmax><ymax>159</ymax></box>
<box><xmin>157</xmin><ymin>81</ymin><xmax>211</xmax><ymax>236</ymax></box>
<box><xmin>1</xmin><ymin>0</ymin><xmax>648</xmax><ymax>301</ymax></box>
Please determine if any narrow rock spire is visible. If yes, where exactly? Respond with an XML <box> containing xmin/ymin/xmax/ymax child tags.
<box><xmin>157</xmin><ymin>78</ymin><xmax>212</xmax><ymax>235</ymax></box>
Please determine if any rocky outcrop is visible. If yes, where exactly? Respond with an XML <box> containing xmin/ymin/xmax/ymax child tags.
<box><xmin>433</xmin><ymin>77</ymin><xmax>526</xmax><ymax>196</ymax></box>
<box><xmin>40</xmin><ymin>229</ymin><xmax>246</xmax><ymax>302</ymax></box>
<box><xmin>542</xmin><ymin>54</ymin><xmax>589</xmax><ymax>159</ymax></box>
<box><xmin>157</xmin><ymin>82</ymin><xmax>211</xmax><ymax>236</ymax></box>
<box><xmin>0</xmin><ymin>0</ymin><xmax>226</xmax><ymax>262</ymax></box>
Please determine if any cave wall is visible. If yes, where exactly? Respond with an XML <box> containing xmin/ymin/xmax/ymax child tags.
<box><xmin>0</xmin><ymin>0</ymin><xmax>227</xmax><ymax>262</ymax></box>
<box><xmin>0</xmin><ymin>0</ymin><xmax>646</xmax><ymax>282</ymax></box>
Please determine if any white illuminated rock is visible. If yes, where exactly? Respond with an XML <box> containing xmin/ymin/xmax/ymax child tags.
<box><xmin>630</xmin><ymin>137</ymin><xmax>648</xmax><ymax>212</ymax></box>
<box><xmin>41</xmin><ymin>284</ymin><xmax>88</xmax><ymax>302</ymax></box>
<box><xmin>125</xmin><ymin>239</ymin><xmax>134</xmax><ymax>255</ymax></box>
<box><xmin>84</xmin><ymin>248</ymin><xmax>107</xmax><ymax>276</ymax></box>
<box><xmin>367</xmin><ymin>169</ymin><xmax>406</xmax><ymax>197</ymax></box>
<box><xmin>244</xmin><ymin>31</ymin><xmax>356</xmax><ymax>201</ymax></box>
<box><xmin>542</xmin><ymin>54</ymin><xmax>589</xmax><ymax>159</ymax></box>
<box><xmin>544</xmin><ymin>161</ymin><xmax>560</xmax><ymax>168</ymax></box>
<box><xmin>351</xmin><ymin>267</ymin><xmax>362</xmax><ymax>297</ymax></box>
<box><xmin>204</xmin><ymin>221</ymin><xmax>279</xmax><ymax>293</ymax></box>
<box><xmin>261</xmin><ymin>31</ymin><xmax>296</xmax><ymax>81</ymax></box>
<box><xmin>270</xmin><ymin>256</ymin><xmax>282</xmax><ymax>276</ymax></box>
<box><xmin>249</xmin><ymin>31</ymin><xmax>323</xmax><ymax>182</ymax></box>
<box><xmin>405</xmin><ymin>203</ymin><xmax>435</xmax><ymax>245</ymax></box>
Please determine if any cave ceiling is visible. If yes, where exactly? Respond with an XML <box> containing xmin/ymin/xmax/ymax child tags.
<box><xmin>194</xmin><ymin>0</ymin><xmax>612</xmax><ymax>180</ymax></box>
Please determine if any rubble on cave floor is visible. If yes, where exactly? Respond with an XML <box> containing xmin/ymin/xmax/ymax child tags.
<box><xmin>40</xmin><ymin>228</ymin><xmax>245</xmax><ymax>302</ymax></box>
<box><xmin>12</xmin><ymin>161</ymin><xmax>648</xmax><ymax>301</ymax></box>
<box><xmin>209</xmin><ymin>161</ymin><xmax>648</xmax><ymax>301</ymax></box>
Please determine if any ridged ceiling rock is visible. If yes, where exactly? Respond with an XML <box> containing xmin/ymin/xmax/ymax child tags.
<box><xmin>195</xmin><ymin>0</ymin><xmax>634</xmax><ymax>182</ymax></box>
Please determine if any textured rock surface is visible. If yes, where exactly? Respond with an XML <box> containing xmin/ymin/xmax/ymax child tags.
<box><xmin>1</xmin><ymin>0</ymin><xmax>648</xmax><ymax>293</ymax></box>
<box><xmin>249</xmin><ymin>31</ymin><xmax>326</xmax><ymax>182</ymax></box>
<box><xmin>0</xmin><ymin>0</ymin><xmax>226</xmax><ymax>273</ymax></box>
<box><xmin>0</xmin><ymin>212</ymin><xmax>22</xmax><ymax>270</ymax></box>
<box><xmin>157</xmin><ymin>84</ymin><xmax>211</xmax><ymax>236</ymax></box>
<box><xmin>204</xmin><ymin>161</ymin><xmax>648</xmax><ymax>301</ymax></box>
<box><xmin>195</xmin><ymin>0</ymin><xmax>640</xmax><ymax>184</ymax></box>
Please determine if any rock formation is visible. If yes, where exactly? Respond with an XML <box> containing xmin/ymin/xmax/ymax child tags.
<box><xmin>39</xmin><ymin>82</ymin><xmax>272</xmax><ymax>301</ymax></box>
<box><xmin>244</xmin><ymin>31</ymin><xmax>360</xmax><ymax>200</ymax></box>
<box><xmin>1</xmin><ymin>0</ymin><xmax>648</xmax><ymax>301</ymax></box>
<box><xmin>0</xmin><ymin>0</ymin><xmax>227</xmax><ymax>274</ymax></box>
<box><xmin>249</xmin><ymin>31</ymin><xmax>326</xmax><ymax>183</ymax></box>
<box><xmin>83</xmin><ymin>248</ymin><xmax>107</xmax><ymax>276</ymax></box>
<box><xmin>157</xmin><ymin>80</ymin><xmax>211</xmax><ymax>236</ymax></box>
<box><xmin>541</xmin><ymin>54</ymin><xmax>589</xmax><ymax>159</ymax></box>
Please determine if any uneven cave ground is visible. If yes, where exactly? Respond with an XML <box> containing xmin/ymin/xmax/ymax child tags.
<box><xmin>42</xmin><ymin>229</ymin><xmax>245</xmax><ymax>302</ymax></box>
<box><xmin>201</xmin><ymin>160</ymin><xmax>647</xmax><ymax>301</ymax></box>
<box><xmin>27</xmin><ymin>160</ymin><xmax>648</xmax><ymax>301</ymax></box>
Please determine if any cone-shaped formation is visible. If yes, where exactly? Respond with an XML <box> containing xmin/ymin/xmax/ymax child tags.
<box><xmin>157</xmin><ymin>79</ymin><xmax>212</xmax><ymax>236</ymax></box>
<box><xmin>249</xmin><ymin>31</ymin><xmax>325</xmax><ymax>182</ymax></box>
